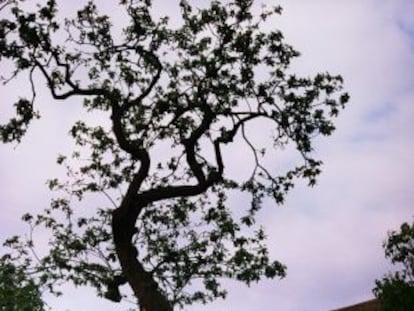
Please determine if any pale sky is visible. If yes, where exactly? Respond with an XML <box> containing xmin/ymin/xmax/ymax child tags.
<box><xmin>1</xmin><ymin>1</ymin><xmax>413</xmax><ymax>311</ymax></box>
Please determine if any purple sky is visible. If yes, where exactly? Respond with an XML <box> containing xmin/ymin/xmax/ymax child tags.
<box><xmin>1</xmin><ymin>0</ymin><xmax>413</xmax><ymax>310</ymax></box>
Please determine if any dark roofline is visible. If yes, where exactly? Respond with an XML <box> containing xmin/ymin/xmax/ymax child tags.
<box><xmin>330</xmin><ymin>299</ymin><xmax>380</xmax><ymax>311</ymax></box>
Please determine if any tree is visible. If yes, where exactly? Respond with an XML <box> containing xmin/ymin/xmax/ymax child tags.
<box><xmin>0</xmin><ymin>255</ymin><xmax>46</xmax><ymax>311</ymax></box>
<box><xmin>373</xmin><ymin>220</ymin><xmax>414</xmax><ymax>311</ymax></box>
<box><xmin>0</xmin><ymin>0</ymin><xmax>348</xmax><ymax>310</ymax></box>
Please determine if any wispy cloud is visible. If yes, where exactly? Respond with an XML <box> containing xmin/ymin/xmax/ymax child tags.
<box><xmin>1</xmin><ymin>1</ymin><xmax>413</xmax><ymax>311</ymax></box>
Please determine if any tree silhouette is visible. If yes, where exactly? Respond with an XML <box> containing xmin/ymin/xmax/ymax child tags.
<box><xmin>0</xmin><ymin>1</ymin><xmax>348</xmax><ymax>310</ymax></box>
<box><xmin>0</xmin><ymin>255</ymin><xmax>45</xmax><ymax>311</ymax></box>
<box><xmin>374</xmin><ymin>220</ymin><xmax>414</xmax><ymax>311</ymax></box>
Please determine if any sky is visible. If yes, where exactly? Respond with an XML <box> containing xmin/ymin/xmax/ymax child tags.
<box><xmin>1</xmin><ymin>0</ymin><xmax>414</xmax><ymax>311</ymax></box>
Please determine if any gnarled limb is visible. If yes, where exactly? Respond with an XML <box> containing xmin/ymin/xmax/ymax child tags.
<box><xmin>112</xmin><ymin>205</ymin><xmax>172</xmax><ymax>311</ymax></box>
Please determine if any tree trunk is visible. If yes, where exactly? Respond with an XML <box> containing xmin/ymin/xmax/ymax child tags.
<box><xmin>112</xmin><ymin>207</ymin><xmax>173</xmax><ymax>311</ymax></box>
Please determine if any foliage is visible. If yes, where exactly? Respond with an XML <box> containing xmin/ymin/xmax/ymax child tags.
<box><xmin>0</xmin><ymin>0</ymin><xmax>348</xmax><ymax>310</ymax></box>
<box><xmin>373</xmin><ymin>220</ymin><xmax>414</xmax><ymax>311</ymax></box>
<box><xmin>0</xmin><ymin>255</ymin><xmax>46</xmax><ymax>311</ymax></box>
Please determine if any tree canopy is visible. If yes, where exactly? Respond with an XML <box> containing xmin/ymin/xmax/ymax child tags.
<box><xmin>0</xmin><ymin>0</ymin><xmax>348</xmax><ymax>310</ymax></box>
<box><xmin>374</xmin><ymin>220</ymin><xmax>414</xmax><ymax>311</ymax></box>
<box><xmin>0</xmin><ymin>255</ymin><xmax>45</xmax><ymax>311</ymax></box>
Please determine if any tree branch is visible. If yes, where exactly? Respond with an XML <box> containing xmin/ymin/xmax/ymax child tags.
<box><xmin>121</xmin><ymin>47</ymin><xmax>163</xmax><ymax>113</ymax></box>
<box><xmin>111</xmin><ymin>102</ymin><xmax>150</xmax><ymax>201</ymax></box>
<box><xmin>34</xmin><ymin>59</ymin><xmax>106</xmax><ymax>100</ymax></box>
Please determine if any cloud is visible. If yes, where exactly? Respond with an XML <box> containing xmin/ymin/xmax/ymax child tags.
<box><xmin>191</xmin><ymin>1</ymin><xmax>414</xmax><ymax>310</ymax></box>
<box><xmin>1</xmin><ymin>1</ymin><xmax>413</xmax><ymax>311</ymax></box>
